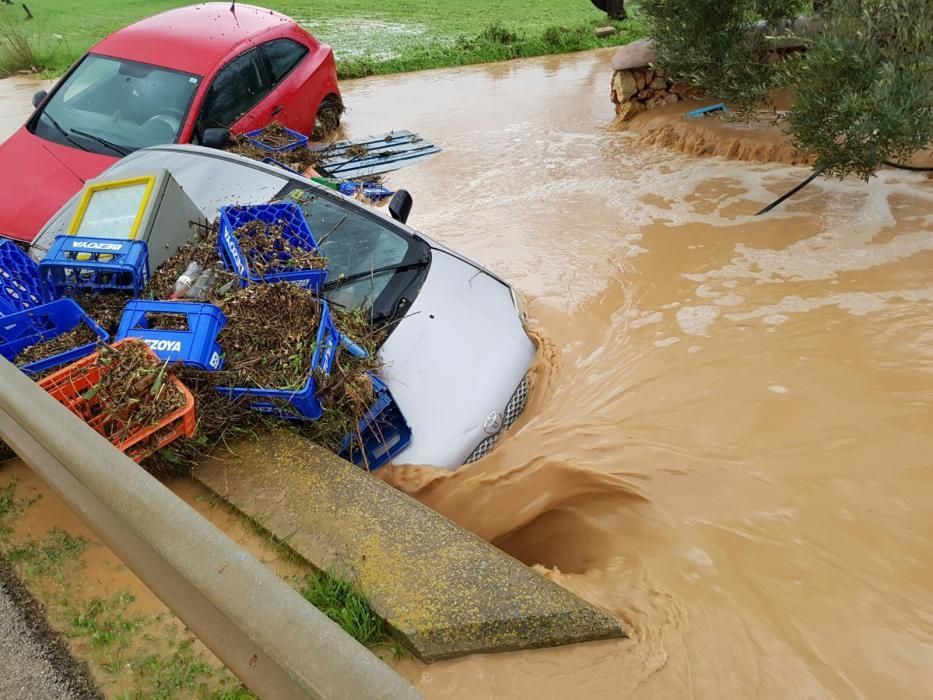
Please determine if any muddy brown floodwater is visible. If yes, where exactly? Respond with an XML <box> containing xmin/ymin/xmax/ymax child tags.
<box><xmin>340</xmin><ymin>51</ymin><xmax>933</xmax><ymax>698</ymax></box>
<box><xmin>3</xmin><ymin>47</ymin><xmax>933</xmax><ymax>699</ymax></box>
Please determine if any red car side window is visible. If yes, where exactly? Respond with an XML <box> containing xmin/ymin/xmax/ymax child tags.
<box><xmin>262</xmin><ymin>39</ymin><xmax>309</xmax><ymax>86</ymax></box>
<box><xmin>200</xmin><ymin>49</ymin><xmax>270</xmax><ymax>129</ymax></box>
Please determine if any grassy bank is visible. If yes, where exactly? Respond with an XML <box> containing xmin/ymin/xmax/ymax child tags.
<box><xmin>0</xmin><ymin>470</ymin><xmax>395</xmax><ymax>699</ymax></box>
<box><xmin>0</xmin><ymin>0</ymin><xmax>644</xmax><ymax>78</ymax></box>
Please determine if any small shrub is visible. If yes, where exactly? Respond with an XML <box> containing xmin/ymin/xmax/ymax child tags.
<box><xmin>479</xmin><ymin>22</ymin><xmax>520</xmax><ymax>45</ymax></box>
<box><xmin>542</xmin><ymin>26</ymin><xmax>565</xmax><ymax>48</ymax></box>
<box><xmin>0</xmin><ymin>14</ymin><xmax>39</xmax><ymax>74</ymax></box>
<box><xmin>786</xmin><ymin>0</ymin><xmax>933</xmax><ymax>178</ymax></box>
<box><xmin>641</xmin><ymin>0</ymin><xmax>808</xmax><ymax>108</ymax></box>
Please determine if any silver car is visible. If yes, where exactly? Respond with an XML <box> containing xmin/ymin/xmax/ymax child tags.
<box><xmin>31</xmin><ymin>145</ymin><xmax>535</xmax><ymax>469</ymax></box>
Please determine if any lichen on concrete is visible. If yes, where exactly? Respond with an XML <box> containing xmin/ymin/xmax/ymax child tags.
<box><xmin>195</xmin><ymin>430</ymin><xmax>625</xmax><ymax>661</ymax></box>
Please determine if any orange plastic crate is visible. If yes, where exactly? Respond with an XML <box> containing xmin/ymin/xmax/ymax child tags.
<box><xmin>38</xmin><ymin>339</ymin><xmax>196</xmax><ymax>462</ymax></box>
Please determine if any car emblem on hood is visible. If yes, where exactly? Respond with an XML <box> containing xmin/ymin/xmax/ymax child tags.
<box><xmin>483</xmin><ymin>411</ymin><xmax>503</xmax><ymax>435</ymax></box>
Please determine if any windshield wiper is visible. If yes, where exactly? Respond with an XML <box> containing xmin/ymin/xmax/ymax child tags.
<box><xmin>323</xmin><ymin>258</ymin><xmax>430</xmax><ymax>292</ymax></box>
<box><xmin>40</xmin><ymin>112</ymin><xmax>90</xmax><ymax>153</ymax></box>
<box><xmin>70</xmin><ymin>129</ymin><xmax>130</xmax><ymax>156</ymax></box>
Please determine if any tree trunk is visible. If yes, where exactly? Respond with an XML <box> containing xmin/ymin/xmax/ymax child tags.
<box><xmin>590</xmin><ymin>0</ymin><xmax>627</xmax><ymax>20</ymax></box>
<box><xmin>606</xmin><ymin>0</ymin><xmax>626</xmax><ymax>20</ymax></box>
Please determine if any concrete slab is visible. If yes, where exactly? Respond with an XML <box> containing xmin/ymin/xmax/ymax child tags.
<box><xmin>195</xmin><ymin>431</ymin><xmax>625</xmax><ymax>662</ymax></box>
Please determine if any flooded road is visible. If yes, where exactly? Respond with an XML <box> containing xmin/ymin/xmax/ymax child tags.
<box><xmin>339</xmin><ymin>51</ymin><xmax>933</xmax><ymax>698</ymax></box>
<box><xmin>0</xmin><ymin>76</ymin><xmax>49</xmax><ymax>138</ymax></box>
<box><xmin>4</xmin><ymin>47</ymin><xmax>933</xmax><ymax>699</ymax></box>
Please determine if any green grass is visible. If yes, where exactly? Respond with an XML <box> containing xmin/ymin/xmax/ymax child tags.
<box><xmin>0</xmin><ymin>477</ymin><xmax>259</xmax><ymax>699</ymax></box>
<box><xmin>0</xmin><ymin>478</ymin><xmax>40</xmax><ymax>542</ymax></box>
<box><xmin>200</xmin><ymin>494</ymin><xmax>391</xmax><ymax>653</ymax></box>
<box><xmin>130</xmin><ymin>640</ymin><xmax>213</xmax><ymax>700</ymax></box>
<box><xmin>7</xmin><ymin>527</ymin><xmax>87</xmax><ymax>579</ymax></box>
<box><xmin>68</xmin><ymin>588</ymin><xmax>257</xmax><ymax>699</ymax></box>
<box><xmin>0</xmin><ymin>480</ymin><xmax>17</xmax><ymax>524</ymax></box>
<box><xmin>0</xmin><ymin>0</ymin><xmax>645</xmax><ymax>78</ymax></box>
<box><xmin>214</xmin><ymin>499</ymin><xmax>391</xmax><ymax>649</ymax></box>
<box><xmin>300</xmin><ymin>569</ymin><xmax>388</xmax><ymax>647</ymax></box>
<box><xmin>69</xmin><ymin>591</ymin><xmax>142</xmax><ymax>651</ymax></box>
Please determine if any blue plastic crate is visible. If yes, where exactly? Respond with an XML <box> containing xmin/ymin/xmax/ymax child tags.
<box><xmin>0</xmin><ymin>240</ymin><xmax>49</xmax><ymax>316</ymax></box>
<box><xmin>337</xmin><ymin>181</ymin><xmax>395</xmax><ymax>202</ymax></box>
<box><xmin>217</xmin><ymin>202</ymin><xmax>327</xmax><ymax>293</ymax></box>
<box><xmin>339</xmin><ymin>375</ymin><xmax>412</xmax><ymax>470</ymax></box>
<box><xmin>245</xmin><ymin>125</ymin><xmax>309</xmax><ymax>153</ymax></box>
<box><xmin>0</xmin><ymin>298</ymin><xmax>108</xmax><ymax>375</ymax></box>
<box><xmin>115</xmin><ymin>300</ymin><xmax>227</xmax><ymax>370</ymax></box>
<box><xmin>216</xmin><ymin>300</ymin><xmax>339</xmax><ymax>421</ymax></box>
<box><xmin>39</xmin><ymin>236</ymin><xmax>150</xmax><ymax>298</ymax></box>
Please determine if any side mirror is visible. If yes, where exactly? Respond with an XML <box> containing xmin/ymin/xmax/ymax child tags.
<box><xmin>201</xmin><ymin>127</ymin><xmax>230</xmax><ymax>149</ymax></box>
<box><xmin>32</xmin><ymin>90</ymin><xmax>47</xmax><ymax>108</ymax></box>
<box><xmin>389</xmin><ymin>190</ymin><xmax>413</xmax><ymax>224</ymax></box>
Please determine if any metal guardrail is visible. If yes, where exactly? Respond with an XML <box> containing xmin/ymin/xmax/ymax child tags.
<box><xmin>0</xmin><ymin>357</ymin><xmax>421</xmax><ymax>700</ymax></box>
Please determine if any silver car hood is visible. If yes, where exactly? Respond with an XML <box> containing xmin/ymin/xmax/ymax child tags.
<box><xmin>380</xmin><ymin>249</ymin><xmax>535</xmax><ymax>468</ymax></box>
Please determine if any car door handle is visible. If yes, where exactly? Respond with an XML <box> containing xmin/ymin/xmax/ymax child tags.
<box><xmin>271</xmin><ymin>105</ymin><xmax>283</xmax><ymax>116</ymax></box>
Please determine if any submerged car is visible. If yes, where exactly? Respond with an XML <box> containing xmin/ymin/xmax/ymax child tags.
<box><xmin>32</xmin><ymin>146</ymin><xmax>536</xmax><ymax>469</ymax></box>
<box><xmin>0</xmin><ymin>3</ymin><xmax>341</xmax><ymax>243</ymax></box>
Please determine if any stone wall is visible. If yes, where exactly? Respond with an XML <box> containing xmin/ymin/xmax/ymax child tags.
<box><xmin>611</xmin><ymin>20</ymin><xmax>820</xmax><ymax>123</ymax></box>
<box><xmin>610</xmin><ymin>39</ymin><xmax>695</xmax><ymax>123</ymax></box>
<box><xmin>611</xmin><ymin>65</ymin><xmax>702</xmax><ymax>122</ymax></box>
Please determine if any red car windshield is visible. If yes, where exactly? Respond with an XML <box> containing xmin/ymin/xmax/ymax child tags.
<box><xmin>32</xmin><ymin>54</ymin><xmax>201</xmax><ymax>156</ymax></box>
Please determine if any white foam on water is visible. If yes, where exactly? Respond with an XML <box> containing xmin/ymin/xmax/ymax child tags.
<box><xmin>685</xmin><ymin>547</ymin><xmax>716</xmax><ymax>570</ymax></box>
<box><xmin>676</xmin><ymin>305</ymin><xmax>721</xmax><ymax>336</ymax></box>
<box><xmin>726</xmin><ymin>288</ymin><xmax>933</xmax><ymax>323</ymax></box>
<box><xmin>714</xmin><ymin>294</ymin><xmax>744</xmax><ymax>307</ymax></box>
<box><xmin>631</xmin><ymin>311</ymin><xmax>664</xmax><ymax>329</ymax></box>
<box><xmin>654</xmin><ymin>337</ymin><xmax>681</xmax><ymax>348</ymax></box>
<box><xmin>680</xmin><ymin>170</ymin><xmax>933</xmax><ymax>287</ymax></box>
<box><xmin>696</xmin><ymin>284</ymin><xmax>722</xmax><ymax>299</ymax></box>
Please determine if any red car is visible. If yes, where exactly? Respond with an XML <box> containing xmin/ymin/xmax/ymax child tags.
<box><xmin>0</xmin><ymin>3</ymin><xmax>341</xmax><ymax>243</ymax></box>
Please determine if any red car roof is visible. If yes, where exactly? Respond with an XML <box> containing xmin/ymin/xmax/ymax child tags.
<box><xmin>90</xmin><ymin>3</ymin><xmax>310</xmax><ymax>76</ymax></box>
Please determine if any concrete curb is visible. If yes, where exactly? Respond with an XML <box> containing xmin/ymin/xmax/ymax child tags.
<box><xmin>195</xmin><ymin>431</ymin><xmax>625</xmax><ymax>661</ymax></box>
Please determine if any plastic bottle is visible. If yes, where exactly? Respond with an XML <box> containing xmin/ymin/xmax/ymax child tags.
<box><xmin>340</xmin><ymin>333</ymin><xmax>369</xmax><ymax>359</ymax></box>
<box><xmin>171</xmin><ymin>262</ymin><xmax>202</xmax><ymax>299</ymax></box>
<box><xmin>186</xmin><ymin>269</ymin><xmax>214</xmax><ymax>300</ymax></box>
<box><xmin>217</xmin><ymin>278</ymin><xmax>237</xmax><ymax>297</ymax></box>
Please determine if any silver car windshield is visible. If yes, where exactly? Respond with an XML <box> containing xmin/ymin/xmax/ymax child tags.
<box><xmin>32</xmin><ymin>54</ymin><xmax>200</xmax><ymax>155</ymax></box>
<box><xmin>280</xmin><ymin>185</ymin><xmax>430</xmax><ymax>325</ymax></box>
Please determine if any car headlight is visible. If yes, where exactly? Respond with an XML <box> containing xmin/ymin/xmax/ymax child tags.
<box><xmin>510</xmin><ymin>286</ymin><xmax>528</xmax><ymax>323</ymax></box>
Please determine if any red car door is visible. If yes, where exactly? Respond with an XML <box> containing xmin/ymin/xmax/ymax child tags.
<box><xmin>189</xmin><ymin>37</ymin><xmax>338</xmax><ymax>142</ymax></box>
<box><xmin>193</xmin><ymin>47</ymin><xmax>279</xmax><ymax>137</ymax></box>
<box><xmin>258</xmin><ymin>38</ymin><xmax>337</xmax><ymax>134</ymax></box>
